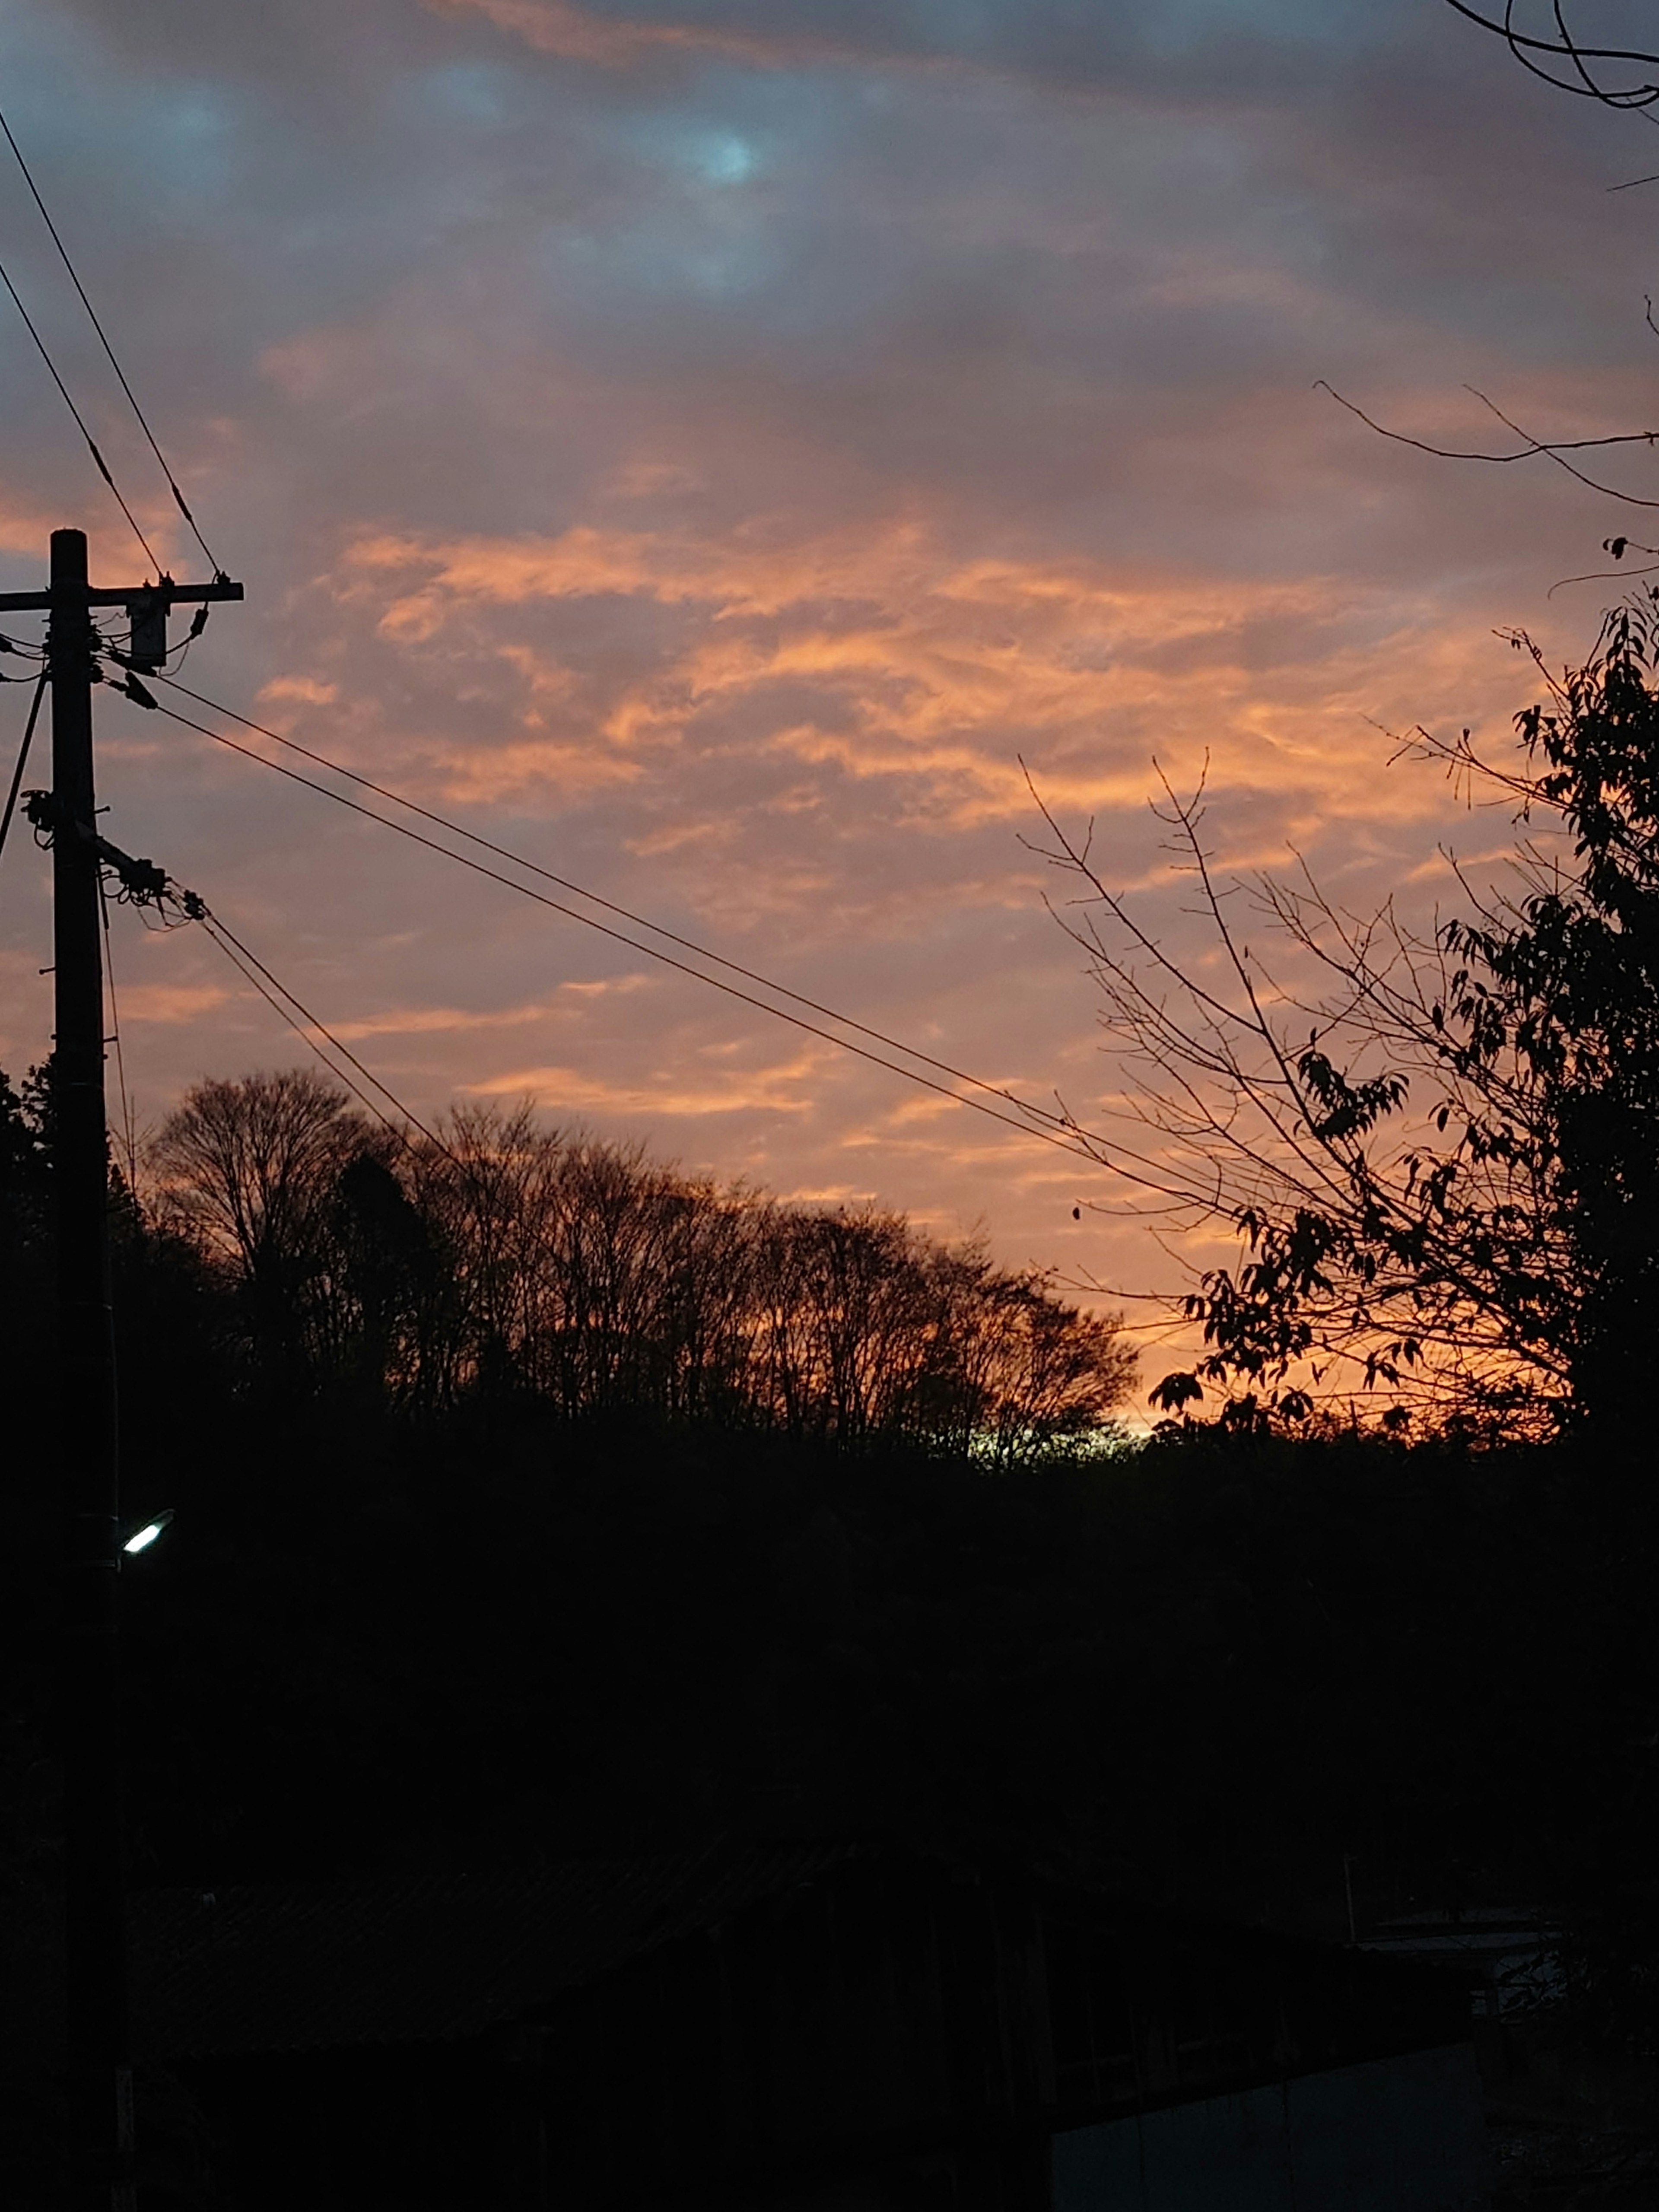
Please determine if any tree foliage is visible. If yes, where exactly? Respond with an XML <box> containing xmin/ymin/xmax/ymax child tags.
<box><xmin>1035</xmin><ymin>601</ymin><xmax>1659</xmax><ymax>1438</ymax></box>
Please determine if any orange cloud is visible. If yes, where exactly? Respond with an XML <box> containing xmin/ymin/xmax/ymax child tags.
<box><xmin>257</xmin><ymin>675</ymin><xmax>338</xmax><ymax>707</ymax></box>
<box><xmin>467</xmin><ymin>1044</ymin><xmax>826</xmax><ymax>1116</ymax></box>
<box><xmin>0</xmin><ymin>491</ymin><xmax>185</xmax><ymax>580</ymax></box>
<box><xmin>338</xmin><ymin>515</ymin><xmax>1523</xmax><ymax>833</ymax></box>
<box><xmin>427</xmin><ymin>734</ymin><xmax>642</xmax><ymax>805</ymax></box>
<box><xmin>324</xmin><ymin>1001</ymin><xmax>556</xmax><ymax>1042</ymax></box>
<box><xmin>324</xmin><ymin>979</ymin><xmax>650</xmax><ymax>1040</ymax></box>
<box><xmin>116</xmin><ymin>984</ymin><xmax>232</xmax><ymax>1025</ymax></box>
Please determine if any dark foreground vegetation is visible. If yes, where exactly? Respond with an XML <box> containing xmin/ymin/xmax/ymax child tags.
<box><xmin>1</xmin><ymin>601</ymin><xmax>1657</xmax><ymax>2212</ymax></box>
<box><xmin>1</xmin><ymin>1057</ymin><xmax>1655</xmax><ymax>2080</ymax></box>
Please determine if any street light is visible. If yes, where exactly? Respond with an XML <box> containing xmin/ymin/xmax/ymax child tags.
<box><xmin>119</xmin><ymin>1509</ymin><xmax>174</xmax><ymax>1561</ymax></box>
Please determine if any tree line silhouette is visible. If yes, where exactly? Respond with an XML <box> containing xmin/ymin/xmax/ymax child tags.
<box><xmin>0</xmin><ymin>1077</ymin><xmax>1654</xmax><ymax>2110</ymax></box>
<box><xmin>2</xmin><ymin>611</ymin><xmax>1656</xmax><ymax>2094</ymax></box>
<box><xmin>130</xmin><ymin>1071</ymin><xmax>1133</xmax><ymax>1456</ymax></box>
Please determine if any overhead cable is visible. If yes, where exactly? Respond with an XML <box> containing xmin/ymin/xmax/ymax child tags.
<box><xmin>147</xmin><ymin>672</ymin><xmax>1141</xmax><ymax>1166</ymax></box>
<box><xmin>140</xmin><ymin>690</ymin><xmax>1151</xmax><ymax>1185</ymax></box>
<box><xmin>199</xmin><ymin>916</ymin><xmax>409</xmax><ymax>1140</ymax></box>
<box><xmin>0</xmin><ymin>104</ymin><xmax>223</xmax><ymax>574</ymax></box>
<box><xmin>98</xmin><ymin>875</ymin><xmax>138</xmax><ymax>1188</ymax></box>
<box><xmin>0</xmin><ymin>667</ymin><xmax>48</xmax><ymax>865</ymax></box>
<box><xmin>0</xmin><ymin>255</ymin><xmax>161</xmax><ymax>572</ymax></box>
<box><xmin>194</xmin><ymin>906</ymin><xmax>441</xmax><ymax>1153</ymax></box>
<box><xmin>196</xmin><ymin>902</ymin><xmax>453</xmax><ymax>1156</ymax></box>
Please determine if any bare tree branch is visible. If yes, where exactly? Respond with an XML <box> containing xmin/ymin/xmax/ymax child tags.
<box><xmin>1445</xmin><ymin>0</ymin><xmax>1659</xmax><ymax>108</ymax></box>
<box><xmin>1317</xmin><ymin>382</ymin><xmax>1659</xmax><ymax>510</ymax></box>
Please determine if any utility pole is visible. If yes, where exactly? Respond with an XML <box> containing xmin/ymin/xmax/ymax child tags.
<box><xmin>0</xmin><ymin>532</ymin><xmax>241</xmax><ymax>2212</ymax></box>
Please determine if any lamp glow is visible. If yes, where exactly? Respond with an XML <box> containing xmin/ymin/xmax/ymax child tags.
<box><xmin>121</xmin><ymin>1508</ymin><xmax>175</xmax><ymax>1557</ymax></box>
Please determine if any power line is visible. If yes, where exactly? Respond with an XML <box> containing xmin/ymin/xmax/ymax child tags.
<box><xmin>154</xmin><ymin>673</ymin><xmax>1071</xmax><ymax>1122</ymax></box>
<box><xmin>138</xmin><ymin>688</ymin><xmax>1154</xmax><ymax>1183</ymax></box>
<box><xmin>147</xmin><ymin>672</ymin><xmax>1147</xmax><ymax>1166</ymax></box>
<box><xmin>99</xmin><ymin>875</ymin><xmax>138</xmax><ymax>1189</ymax></box>
<box><xmin>0</xmin><ymin>104</ymin><xmax>223</xmax><ymax>575</ymax></box>
<box><xmin>194</xmin><ymin>906</ymin><xmax>437</xmax><ymax>1151</ymax></box>
<box><xmin>197</xmin><ymin>901</ymin><xmax>452</xmax><ymax>1156</ymax></box>
<box><xmin>0</xmin><ymin>255</ymin><xmax>161</xmax><ymax>572</ymax></box>
<box><xmin>200</xmin><ymin>917</ymin><xmax>410</xmax><ymax>1139</ymax></box>
<box><xmin>0</xmin><ymin>667</ymin><xmax>48</xmax><ymax>866</ymax></box>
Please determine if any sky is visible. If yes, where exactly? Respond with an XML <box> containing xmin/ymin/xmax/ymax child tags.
<box><xmin>2</xmin><ymin>0</ymin><xmax>1657</xmax><ymax>1392</ymax></box>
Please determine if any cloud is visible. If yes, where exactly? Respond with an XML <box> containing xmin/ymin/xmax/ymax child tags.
<box><xmin>115</xmin><ymin>984</ymin><xmax>232</xmax><ymax>1025</ymax></box>
<box><xmin>2</xmin><ymin>0</ymin><xmax>1644</xmax><ymax>1355</ymax></box>
<box><xmin>466</xmin><ymin>1044</ymin><xmax>826</xmax><ymax>1114</ymax></box>
<box><xmin>324</xmin><ymin>1000</ymin><xmax>557</xmax><ymax>1041</ymax></box>
<box><xmin>427</xmin><ymin>0</ymin><xmax>841</xmax><ymax>69</ymax></box>
<box><xmin>257</xmin><ymin>674</ymin><xmax>338</xmax><ymax>706</ymax></box>
<box><xmin>335</xmin><ymin>512</ymin><xmax>1524</xmax><ymax>834</ymax></box>
<box><xmin>322</xmin><ymin>978</ymin><xmax>650</xmax><ymax>1039</ymax></box>
<box><xmin>425</xmin><ymin>735</ymin><xmax>644</xmax><ymax>805</ymax></box>
<box><xmin>425</xmin><ymin>0</ymin><xmax>1385</xmax><ymax>90</ymax></box>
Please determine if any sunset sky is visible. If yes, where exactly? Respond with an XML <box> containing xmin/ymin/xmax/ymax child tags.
<box><xmin>3</xmin><ymin>0</ymin><xmax>1656</xmax><ymax>1384</ymax></box>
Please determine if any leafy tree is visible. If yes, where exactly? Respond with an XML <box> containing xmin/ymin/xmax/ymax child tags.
<box><xmin>1035</xmin><ymin>601</ymin><xmax>1659</xmax><ymax>1438</ymax></box>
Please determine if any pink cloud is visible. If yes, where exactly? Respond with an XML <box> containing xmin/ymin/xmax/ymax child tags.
<box><xmin>426</xmin><ymin>0</ymin><xmax>845</xmax><ymax>70</ymax></box>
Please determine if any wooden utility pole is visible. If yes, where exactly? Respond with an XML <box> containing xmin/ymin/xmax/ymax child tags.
<box><xmin>0</xmin><ymin>532</ymin><xmax>241</xmax><ymax>2211</ymax></box>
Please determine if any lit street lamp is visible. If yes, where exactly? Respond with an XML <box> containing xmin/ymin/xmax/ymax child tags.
<box><xmin>118</xmin><ymin>1510</ymin><xmax>174</xmax><ymax>1562</ymax></box>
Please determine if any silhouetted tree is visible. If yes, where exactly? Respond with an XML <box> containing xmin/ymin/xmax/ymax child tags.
<box><xmin>145</xmin><ymin>1077</ymin><xmax>1135</xmax><ymax>1451</ymax></box>
<box><xmin>0</xmin><ymin>1066</ymin><xmax>51</xmax><ymax>1275</ymax></box>
<box><xmin>326</xmin><ymin>1154</ymin><xmax>450</xmax><ymax>1407</ymax></box>
<box><xmin>1036</xmin><ymin>602</ymin><xmax>1659</xmax><ymax>1438</ymax></box>
<box><xmin>149</xmin><ymin>1069</ymin><xmax>378</xmax><ymax>1387</ymax></box>
<box><xmin>12</xmin><ymin>1048</ymin><xmax>1658</xmax><ymax>2068</ymax></box>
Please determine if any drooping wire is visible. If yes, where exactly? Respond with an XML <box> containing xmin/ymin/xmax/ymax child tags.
<box><xmin>194</xmin><ymin>901</ymin><xmax>454</xmax><ymax>1159</ymax></box>
<box><xmin>0</xmin><ymin>105</ymin><xmax>222</xmax><ymax>575</ymax></box>
<box><xmin>198</xmin><ymin>918</ymin><xmax>412</xmax><ymax>1143</ymax></box>
<box><xmin>99</xmin><ymin>874</ymin><xmax>139</xmax><ymax>1189</ymax></box>
<box><xmin>143</xmin><ymin>673</ymin><xmax>1158</xmax><ymax>1178</ymax></box>
<box><xmin>0</xmin><ymin>256</ymin><xmax>160</xmax><ymax>573</ymax></box>
<box><xmin>0</xmin><ymin>667</ymin><xmax>48</xmax><ymax>866</ymax></box>
<box><xmin>151</xmin><ymin>673</ymin><xmax>1067</xmax><ymax>1119</ymax></box>
<box><xmin>140</xmin><ymin>691</ymin><xmax>1147</xmax><ymax>1185</ymax></box>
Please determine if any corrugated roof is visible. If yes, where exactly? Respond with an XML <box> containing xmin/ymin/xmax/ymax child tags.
<box><xmin>129</xmin><ymin>1840</ymin><xmax>855</xmax><ymax>2060</ymax></box>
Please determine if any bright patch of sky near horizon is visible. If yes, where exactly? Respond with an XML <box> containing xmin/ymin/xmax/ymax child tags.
<box><xmin>1</xmin><ymin>0</ymin><xmax>1656</xmax><ymax>1397</ymax></box>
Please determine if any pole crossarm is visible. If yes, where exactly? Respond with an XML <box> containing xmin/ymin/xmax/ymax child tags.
<box><xmin>0</xmin><ymin>578</ymin><xmax>242</xmax><ymax>611</ymax></box>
